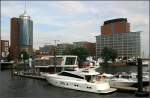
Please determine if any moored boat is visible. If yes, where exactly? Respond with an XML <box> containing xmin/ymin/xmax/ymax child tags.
<box><xmin>109</xmin><ymin>72</ymin><xmax>150</xmax><ymax>87</ymax></box>
<box><xmin>45</xmin><ymin>68</ymin><xmax>116</xmax><ymax>94</ymax></box>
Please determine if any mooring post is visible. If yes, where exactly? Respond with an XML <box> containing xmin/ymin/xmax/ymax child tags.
<box><xmin>11</xmin><ymin>63</ymin><xmax>14</xmax><ymax>77</ymax></box>
<box><xmin>135</xmin><ymin>58</ymin><xmax>149</xmax><ymax>97</ymax></box>
<box><xmin>137</xmin><ymin>58</ymin><xmax>143</xmax><ymax>92</ymax></box>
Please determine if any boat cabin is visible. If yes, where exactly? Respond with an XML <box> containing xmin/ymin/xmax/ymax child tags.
<box><xmin>57</xmin><ymin>69</ymin><xmax>107</xmax><ymax>83</ymax></box>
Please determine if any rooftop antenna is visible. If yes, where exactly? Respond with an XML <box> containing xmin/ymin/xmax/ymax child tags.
<box><xmin>24</xmin><ymin>0</ymin><xmax>27</xmax><ymax>14</ymax></box>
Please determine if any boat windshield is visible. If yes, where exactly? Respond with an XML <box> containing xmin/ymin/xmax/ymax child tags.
<box><xmin>85</xmin><ymin>75</ymin><xmax>97</xmax><ymax>82</ymax></box>
<box><xmin>58</xmin><ymin>72</ymin><xmax>84</xmax><ymax>79</ymax></box>
<box><xmin>65</xmin><ymin>57</ymin><xmax>76</xmax><ymax>65</ymax></box>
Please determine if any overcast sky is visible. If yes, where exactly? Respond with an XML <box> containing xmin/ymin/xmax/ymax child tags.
<box><xmin>1</xmin><ymin>1</ymin><xmax>149</xmax><ymax>57</ymax></box>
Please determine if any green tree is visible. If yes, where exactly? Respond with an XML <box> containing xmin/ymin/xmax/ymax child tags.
<box><xmin>70</xmin><ymin>47</ymin><xmax>89</xmax><ymax>61</ymax></box>
<box><xmin>63</xmin><ymin>47</ymin><xmax>89</xmax><ymax>61</ymax></box>
<box><xmin>62</xmin><ymin>48</ymin><xmax>72</xmax><ymax>55</ymax></box>
<box><xmin>6</xmin><ymin>54</ymin><xmax>12</xmax><ymax>61</ymax></box>
<box><xmin>110</xmin><ymin>49</ymin><xmax>118</xmax><ymax>62</ymax></box>
<box><xmin>19</xmin><ymin>51</ymin><xmax>29</xmax><ymax>61</ymax></box>
<box><xmin>101</xmin><ymin>47</ymin><xmax>118</xmax><ymax>63</ymax></box>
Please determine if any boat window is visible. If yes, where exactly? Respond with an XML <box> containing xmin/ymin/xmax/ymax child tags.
<box><xmin>58</xmin><ymin>72</ymin><xmax>84</xmax><ymax>79</ymax></box>
<box><xmin>82</xmin><ymin>70</ymin><xmax>89</xmax><ymax>73</ymax></box>
<box><xmin>122</xmin><ymin>75</ymin><xmax>132</xmax><ymax>79</ymax></box>
<box><xmin>87</xmin><ymin>86</ymin><xmax>92</xmax><ymax>89</ymax></box>
<box><xmin>74</xmin><ymin>84</ymin><xmax>78</xmax><ymax>87</ymax></box>
<box><xmin>85</xmin><ymin>75</ymin><xmax>91</xmax><ymax>82</ymax></box>
<box><xmin>65</xmin><ymin>57</ymin><xmax>76</xmax><ymax>65</ymax></box>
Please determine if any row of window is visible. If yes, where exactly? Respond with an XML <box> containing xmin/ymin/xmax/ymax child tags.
<box><xmin>59</xmin><ymin>72</ymin><xmax>84</xmax><ymax>79</ymax></box>
<box><xmin>59</xmin><ymin>82</ymin><xmax>92</xmax><ymax>89</ymax></box>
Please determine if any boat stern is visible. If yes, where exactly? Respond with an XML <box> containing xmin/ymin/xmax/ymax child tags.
<box><xmin>96</xmin><ymin>82</ymin><xmax>117</xmax><ymax>93</ymax></box>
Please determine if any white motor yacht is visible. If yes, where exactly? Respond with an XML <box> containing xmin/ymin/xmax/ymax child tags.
<box><xmin>45</xmin><ymin>68</ymin><xmax>116</xmax><ymax>94</ymax></box>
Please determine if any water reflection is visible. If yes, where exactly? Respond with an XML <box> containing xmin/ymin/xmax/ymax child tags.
<box><xmin>97</xmin><ymin>65</ymin><xmax>148</xmax><ymax>74</ymax></box>
<box><xmin>0</xmin><ymin>65</ymin><xmax>149</xmax><ymax>98</ymax></box>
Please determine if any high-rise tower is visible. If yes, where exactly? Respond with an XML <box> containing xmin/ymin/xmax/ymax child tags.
<box><xmin>10</xmin><ymin>9</ymin><xmax>33</xmax><ymax>60</ymax></box>
<box><xmin>19</xmin><ymin>11</ymin><xmax>33</xmax><ymax>55</ymax></box>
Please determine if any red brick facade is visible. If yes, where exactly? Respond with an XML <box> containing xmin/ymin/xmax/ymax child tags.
<box><xmin>10</xmin><ymin>18</ymin><xmax>20</xmax><ymax>60</ymax></box>
<box><xmin>101</xmin><ymin>18</ymin><xmax>130</xmax><ymax>35</ymax></box>
<box><xmin>0</xmin><ymin>40</ymin><xmax>9</xmax><ymax>58</ymax></box>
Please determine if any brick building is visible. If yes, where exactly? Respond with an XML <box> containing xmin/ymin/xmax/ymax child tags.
<box><xmin>73</xmin><ymin>41</ymin><xmax>96</xmax><ymax>56</ymax></box>
<box><xmin>101</xmin><ymin>18</ymin><xmax>130</xmax><ymax>35</ymax></box>
<box><xmin>0</xmin><ymin>40</ymin><xmax>9</xmax><ymax>59</ymax></box>
<box><xmin>57</xmin><ymin>43</ymin><xmax>73</xmax><ymax>55</ymax></box>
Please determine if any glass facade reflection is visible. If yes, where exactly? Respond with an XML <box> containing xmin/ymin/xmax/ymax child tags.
<box><xmin>96</xmin><ymin>32</ymin><xmax>141</xmax><ymax>58</ymax></box>
<box><xmin>20</xmin><ymin>18</ymin><xmax>33</xmax><ymax>46</ymax></box>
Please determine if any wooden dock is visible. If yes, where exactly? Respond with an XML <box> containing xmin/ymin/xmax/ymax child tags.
<box><xmin>14</xmin><ymin>73</ymin><xmax>45</xmax><ymax>80</ymax></box>
<box><xmin>14</xmin><ymin>72</ymin><xmax>150</xmax><ymax>93</ymax></box>
<box><xmin>111</xmin><ymin>85</ymin><xmax>150</xmax><ymax>92</ymax></box>
<box><xmin>111</xmin><ymin>86</ymin><xmax>137</xmax><ymax>92</ymax></box>
<box><xmin>0</xmin><ymin>62</ymin><xmax>14</xmax><ymax>70</ymax></box>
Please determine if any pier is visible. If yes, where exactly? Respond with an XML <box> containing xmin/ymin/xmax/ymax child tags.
<box><xmin>111</xmin><ymin>85</ymin><xmax>150</xmax><ymax>93</ymax></box>
<box><xmin>14</xmin><ymin>72</ymin><xmax>45</xmax><ymax>80</ymax></box>
<box><xmin>0</xmin><ymin>62</ymin><xmax>14</xmax><ymax>70</ymax></box>
<box><xmin>14</xmin><ymin>71</ymin><xmax>150</xmax><ymax>93</ymax></box>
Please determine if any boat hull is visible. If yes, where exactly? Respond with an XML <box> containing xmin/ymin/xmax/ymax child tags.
<box><xmin>110</xmin><ymin>81</ymin><xmax>135</xmax><ymax>87</ymax></box>
<box><xmin>46</xmin><ymin>74</ymin><xmax>116</xmax><ymax>94</ymax></box>
<box><xmin>110</xmin><ymin>79</ymin><xmax>150</xmax><ymax>87</ymax></box>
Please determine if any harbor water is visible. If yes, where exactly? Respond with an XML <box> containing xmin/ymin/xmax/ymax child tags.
<box><xmin>0</xmin><ymin>65</ymin><xmax>149</xmax><ymax>98</ymax></box>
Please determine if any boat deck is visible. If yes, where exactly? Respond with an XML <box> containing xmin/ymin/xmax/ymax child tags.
<box><xmin>14</xmin><ymin>72</ymin><xmax>45</xmax><ymax>80</ymax></box>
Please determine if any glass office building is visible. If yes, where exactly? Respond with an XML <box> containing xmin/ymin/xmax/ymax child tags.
<box><xmin>19</xmin><ymin>12</ymin><xmax>33</xmax><ymax>46</ymax></box>
<box><xmin>96</xmin><ymin>32</ymin><xmax>141</xmax><ymax>58</ymax></box>
<box><xmin>19</xmin><ymin>12</ymin><xmax>33</xmax><ymax>54</ymax></box>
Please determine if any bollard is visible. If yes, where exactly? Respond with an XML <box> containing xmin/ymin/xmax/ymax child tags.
<box><xmin>135</xmin><ymin>58</ymin><xmax>149</xmax><ymax>97</ymax></box>
<box><xmin>11</xmin><ymin>63</ymin><xmax>14</xmax><ymax>77</ymax></box>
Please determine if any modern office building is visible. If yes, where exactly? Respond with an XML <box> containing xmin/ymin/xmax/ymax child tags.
<box><xmin>96</xmin><ymin>18</ymin><xmax>140</xmax><ymax>58</ymax></box>
<box><xmin>10</xmin><ymin>11</ymin><xmax>33</xmax><ymax>60</ymax></box>
<box><xmin>73</xmin><ymin>41</ymin><xmax>96</xmax><ymax>56</ymax></box>
<box><xmin>0</xmin><ymin>40</ymin><xmax>9</xmax><ymax>59</ymax></box>
<box><xmin>57</xmin><ymin>43</ymin><xmax>73</xmax><ymax>55</ymax></box>
<box><xmin>39</xmin><ymin>45</ymin><xmax>55</xmax><ymax>55</ymax></box>
<box><xmin>19</xmin><ymin>12</ymin><xmax>33</xmax><ymax>54</ymax></box>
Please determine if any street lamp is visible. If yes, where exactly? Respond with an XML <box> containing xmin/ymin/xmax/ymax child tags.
<box><xmin>54</xmin><ymin>40</ymin><xmax>59</xmax><ymax>73</ymax></box>
<box><xmin>21</xmin><ymin>53</ymin><xmax>24</xmax><ymax>63</ymax></box>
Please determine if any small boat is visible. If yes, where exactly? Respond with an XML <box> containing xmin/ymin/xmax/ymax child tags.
<box><xmin>109</xmin><ymin>72</ymin><xmax>150</xmax><ymax>87</ymax></box>
<box><xmin>110</xmin><ymin>76</ymin><xmax>137</xmax><ymax>87</ymax></box>
<box><xmin>45</xmin><ymin>68</ymin><xmax>116</xmax><ymax>94</ymax></box>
